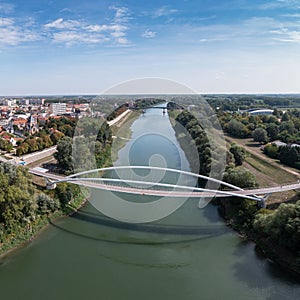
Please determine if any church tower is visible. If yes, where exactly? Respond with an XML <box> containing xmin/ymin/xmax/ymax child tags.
<box><xmin>25</xmin><ymin>115</ymin><xmax>39</xmax><ymax>135</ymax></box>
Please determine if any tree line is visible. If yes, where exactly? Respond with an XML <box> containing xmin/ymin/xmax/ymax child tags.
<box><xmin>218</xmin><ymin>109</ymin><xmax>300</xmax><ymax>169</ymax></box>
<box><xmin>220</xmin><ymin>109</ymin><xmax>300</xmax><ymax>143</ymax></box>
<box><xmin>172</xmin><ymin>106</ymin><xmax>300</xmax><ymax>267</ymax></box>
<box><xmin>205</xmin><ymin>95</ymin><xmax>300</xmax><ymax>111</ymax></box>
<box><xmin>173</xmin><ymin>110</ymin><xmax>256</xmax><ymax>188</ymax></box>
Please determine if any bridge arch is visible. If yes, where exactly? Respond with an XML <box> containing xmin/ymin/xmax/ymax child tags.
<box><xmin>50</xmin><ymin>165</ymin><xmax>265</xmax><ymax>203</ymax></box>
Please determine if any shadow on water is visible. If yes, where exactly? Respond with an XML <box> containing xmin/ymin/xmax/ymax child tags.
<box><xmin>231</xmin><ymin>240</ymin><xmax>300</xmax><ymax>300</ymax></box>
<box><xmin>48</xmin><ymin>219</ymin><xmax>224</xmax><ymax>245</ymax></box>
<box><xmin>73</xmin><ymin>208</ymin><xmax>231</xmax><ymax>235</ymax></box>
<box><xmin>48</xmin><ymin>206</ymin><xmax>232</xmax><ymax>246</ymax></box>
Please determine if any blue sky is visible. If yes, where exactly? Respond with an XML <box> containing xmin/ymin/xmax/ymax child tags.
<box><xmin>1</xmin><ymin>0</ymin><xmax>300</xmax><ymax>95</ymax></box>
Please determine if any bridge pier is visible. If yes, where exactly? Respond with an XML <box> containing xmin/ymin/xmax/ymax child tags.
<box><xmin>45</xmin><ymin>178</ymin><xmax>56</xmax><ymax>190</ymax></box>
<box><xmin>257</xmin><ymin>193</ymin><xmax>272</xmax><ymax>208</ymax></box>
<box><xmin>46</xmin><ymin>182</ymin><xmax>56</xmax><ymax>190</ymax></box>
<box><xmin>258</xmin><ymin>199</ymin><xmax>266</xmax><ymax>208</ymax></box>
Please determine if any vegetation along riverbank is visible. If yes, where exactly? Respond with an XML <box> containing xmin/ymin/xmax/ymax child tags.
<box><xmin>169</xmin><ymin>104</ymin><xmax>300</xmax><ymax>279</ymax></box>
<box><xmin>0</xmin><ymin>115</ymin><xmax>113</xmax><ymax>257</ymax></box>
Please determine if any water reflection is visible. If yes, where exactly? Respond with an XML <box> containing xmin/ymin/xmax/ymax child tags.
<box><xmin>232</xmin><ymin>241</ymin><xmax>300</xmax><ymax>299</ymax></box>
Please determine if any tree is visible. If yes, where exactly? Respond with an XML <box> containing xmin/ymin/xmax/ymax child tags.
<box><xmin>55</xmin><ymin>182</ymin><xmax>81</xmax><ymax>206</ymax></box>
<box><xmin>37</xmin><ymin>193</ymin><xmax>60</xmax><ymax>214</ymax></box>
<box><xmin>278</xmin><ymin>145</ymin><xmax>300</xmax><ymax>168</ymax></box>
<box><xmin>0</xmin><ymin>139</ymin><xmax>13</xmax><ymax>152</ymax></box>
<box><xmin>72</xmin><ymin>136</ymin><xmax>95</xmax><ymax>172</ymax></box>
<box><xmin>272</xmin><ymin>108</ymin><xmax>280</xmax><ymax>118</ymax></box>
<box><xmin>279</xmin><ymin>121</ymin><xmax>295</xmax><ymax>135</ymax></box>
<box><xmin>229</xmin><ymin>143</ymin><xmax>245</xmax><ymax>166</ymax></box>
<box><xmin>263</xmin><ymin>143</ymin><xmax>279</xmax><ymax>159</ymax></box>
<box><xmin>60</xmin><ymin>124</ymin><xmax>74</xmax><ymax>137</ymax></box>
<box><xmin>0</xmin><ymin>163</ymin><xmax>37</xmax><ymax>232</ymax></box>
<box><xmin>281</xmin><ymin>112</ymin><xmax>290</xmax><ymax>121</ymax></box>
<box><xmin>252</xmin><ymin>127</ymin><xmax>268</xmax><ymax>143</ymax></box>
<box><xmin>266</xmin><ymin>123</ymin><xmax>279</xmax><ymax>141</ymax></box>
<box><xmin>227</xmin><ymin>119</ymin><xmax>248</xmax><ymax>138</ymax></box>
<box><xmin>254</xmin><ymin>201</ymin><xmax>300</xmax><ymax>253</ymax></box>
<box><xmin>223</xmin><ymin>167</ymin><xmax>257</xmax><ymax>188</ymax></box>
<box><xmin>50</xmin><ymin>131</ymin><xmax>65</xmax><ymax>144</ymax></box>
<box><xmin>54</xmin><ymin>137</ymin><xmax>74</xmax><ymax>174</ymax></box>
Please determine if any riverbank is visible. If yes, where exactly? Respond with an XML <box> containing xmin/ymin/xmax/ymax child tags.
<box><xmin>0</xmin><ymin>188</ymin><xmax>87</xmax><ymax>259</ymax></box>
<box><xmin>168</xmin><ymin>108</ymin><xmax>300</xmax><ymax>280</ymax></box>
<box><xmin>0</xmin><ymin>106</ymin><xmax>135</xmax><ymax>259</ymax></box>
<box><xmin>218</xmin><ymin>198</ymin><xmax>300</xmax><ymax>280</ymax></box>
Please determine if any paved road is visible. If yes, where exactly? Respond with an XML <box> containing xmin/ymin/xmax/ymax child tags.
<box><xmin>29</xmin><ymin>169</ymin><xmax>300</xmax><ymax>199</ymax></box>
<box><xmin>107</xmin><ymin>109</ymin><xmax>132</xmax><ymax>126</ymax></box>
<box><xmin>1</xmin><ymin>146</ymin><xmax>57</xmax><ymax>165</ymax></box>
<box><xmin>19</xmin><ymin>146</ymin><xmax>57</xmax><ymax>165</ymax></box>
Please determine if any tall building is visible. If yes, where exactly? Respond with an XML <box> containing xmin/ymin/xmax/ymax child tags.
<box><xmin>50</xmin><ymin>103</ymin><xmax>67</xmax><ymax>115</ymax></box>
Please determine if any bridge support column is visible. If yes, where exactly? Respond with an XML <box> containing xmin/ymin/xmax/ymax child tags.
<box><xmin>258</xmin><ymin>199</ymin><xmax>266</xmax><ymax>208</ymax></box>
<box><xmin>257</xmin><ymin>193</ymin><xmax>272</xmax><ymax>208</ymax></box>
<box><xmin>45</xmin><ymin>178</ymin><xmax>56</xmax><ymax>190</ymax></box>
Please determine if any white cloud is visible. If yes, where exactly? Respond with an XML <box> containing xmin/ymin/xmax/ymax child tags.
<box><xmin>281</xmin><ymin>13</ymin><xmax>300</xmax><ymax>17</ymax></box>
<box><xmin>184</xmin><ymin>17</ymin><xmax>292</xmax><ymax>46</ymax></box>
<box><xmin>86</xmin><ymin>24</ymin><xmax>107</xmax><ymax>32</ymax></box>
<box><xmin>0</xmin><ymin>17</ymin><xmax>39</xmax><ymax>47</ymax></box>
<box><xmin>85</xmin><ymin>24</ymin><xmax>126</xmax><ymax>33</ymax></box>
<box><xmin>154</xmin><ymin>6</ymin><xmax>178</xmax><ymax>18</ymax></box>
<box><xmin>110</xmin><ymin>6</ymin><xmax>130</xmax><ymax>23</ymax></box>
<box><xmin>271</xmin><ymin>27</ymin><xmax>300</xmax><ymax>43</ymax></box>
<box><xmin>0</xmin><ymin>17</ymin><xmax>13</xmax><ymax>26</ymax></box>
<box><xmin>115</xmin><ymin>37</ymin><xmax>129</xmax><ymax>44</ymax></box>
<box><xmin>60</xmin><ymin>8</ymin><xmax>73</xmax><ymax>13</ymax></box>
<box><xmin>258</xmin><ymin>0</ymin><xmax>300</xmax><ymax>10</ymax></box>
<box><xmin>44</xmin><ymin>7</ymin><xmax>130</xmax><ymax>47</ymax></box>
<box><xmin>52</xmin><ymin>31</ymin><xmax>106</xmax><ymax>47</ymax></box>
<box><xmin>199</xmin><ymin>37</ymin><xmax>227</xmax><ymax>43</ymax></box>
<box><xmin>142</xmin><ymin>30</ymin><xmax>156</xmax><ymax>38</ymax></box>
<box><xmin>110</xmin><ymin>30</ymin><xmax>126</xmax><ymax>38</ymax></box>
<box><xmin>44</xmin><ymin>18</ymin><xmax>83</xmax><ymax>30</ymax></box>
<box><xmin>0</xmin><ymin>3</ymin><xmax>14</xmax><ymax>14</ymax></box>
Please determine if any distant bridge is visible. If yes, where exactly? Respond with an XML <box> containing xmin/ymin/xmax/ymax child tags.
<box><xmin>29</xmin><ymin>166</ymin><xmax>300</xmax><ymax>208</ymax></box>
<box><xmin>136</xmin><ymin>106</ymin><xmax>176</xmax><ymax>110</ymax></box>
<box><xmin>132</xmin><ymin>105</ymin><xmax>182</xmax><ymax>111</ymax></box>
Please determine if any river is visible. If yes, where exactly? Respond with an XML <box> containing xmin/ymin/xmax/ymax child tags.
<box><xmin>0</xmin><ymin>105</ymin><xmax>299</xmax><ymax>300</ymax></box>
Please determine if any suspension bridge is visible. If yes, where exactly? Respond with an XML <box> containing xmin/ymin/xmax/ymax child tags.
<box><xmin>29</xmin><ymin>165</ymin><xmax>300</xmax><ymax>208</ymax></box>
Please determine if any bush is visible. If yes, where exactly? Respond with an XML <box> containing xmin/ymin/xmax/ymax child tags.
<box><xmin>263</xmin><ymin>143</ymin><xmax>279</xmax><ymax>159</ymax></box>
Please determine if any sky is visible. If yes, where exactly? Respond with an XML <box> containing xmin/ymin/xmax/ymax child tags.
<box><xmin>1</xmin><ymin>0</ymin><xmax>300</xmax><ymax>95</ymax></box>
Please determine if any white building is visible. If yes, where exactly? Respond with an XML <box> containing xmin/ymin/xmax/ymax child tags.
<box><xmin>19</xmin><ymin>99</ymin><xmax>30</xmax><ymax>106</ymax></box>
<box><xmin>0</xmin><ymin>99</ymin><xmax>17</xmax><ymax>107</ymax></box>
<box><xmin>249</xmin><ymin>109</ymin><xmax>274</xmax><ymax>116</ymax></box>
<box><xmin>50</xmin><ymin>103</ymin><xmax>67</xmax><ymax>115</ymax></box>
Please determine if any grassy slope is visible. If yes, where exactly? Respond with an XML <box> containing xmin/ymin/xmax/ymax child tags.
<box><xmin>225</xmin><ymin>135</ymin><xmax>300</xmax><ymax>206</ymax></box>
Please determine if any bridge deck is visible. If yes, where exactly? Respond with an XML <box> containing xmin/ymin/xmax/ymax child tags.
<box><xmin>29</xmin><ymin>169</ymin><xmax>300</xmax><ymax>199</ymax></box>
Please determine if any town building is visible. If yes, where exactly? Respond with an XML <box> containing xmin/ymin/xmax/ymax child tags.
<box><xmin>49</xmin><ymin>103</ymin><xmax>67</xmax><ymax>115</ymax></box>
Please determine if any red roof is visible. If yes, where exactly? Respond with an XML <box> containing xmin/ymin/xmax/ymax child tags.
<box><xmin>0</xmin><ymin>132</ymin><xmax>11</xmax><ymax>140</ymax></box>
